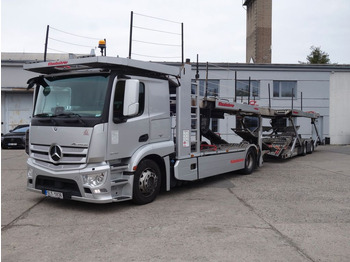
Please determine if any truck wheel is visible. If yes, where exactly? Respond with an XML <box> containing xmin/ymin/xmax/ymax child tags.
<box><xmin>132</xmin><ymin>159</ymin><xmax>161</xmax><ymax>205</ymax></box>
<box><xmin>242</xmin><ymin>148</ymin><xmax>256</xmax><ymax>175</ymax></box>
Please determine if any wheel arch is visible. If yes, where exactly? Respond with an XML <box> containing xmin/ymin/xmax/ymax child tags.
<box><xmin>130</xmin><ymin>145</ymin><xmax>171</xmax><ymax>192</ymax></box>
<box><xmin>142</xmin><ymin>154</ymin><xmax>167</xmax><ymax>191</ymax></box>
<box><xmin>128</xmin><ymin>141</ymin><xmax>174</xmax><ymax>170</ymax></box>
<box><xmin>247</xmin><ymin>144</ymin><xmax>259</xmax><ymax>166</ymax></box>
<box><xmin>243</xmin><ymin>145</ymin><xmax>258</xmax><ymax>174</ymax></box>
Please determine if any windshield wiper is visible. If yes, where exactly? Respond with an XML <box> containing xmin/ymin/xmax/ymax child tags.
<box><xmin>34</xmin><ymin>113</ymin><xmax>51</xmax><ymax>117</ymax></box>
<box><xmin>34</xmin><ymin>113</ymin><xmax>58</xmax><ymax>125</ymax></box>
<box><xmin>54</xmin><ymin>113</ymin><xmax>82</xmax><ymax>118</ymax></box>
<box><xmin>53</xmin><ymin>113</ymin><xmax>87</xmax><ymax>126</ymax></box>
<box><xmin>34</xmin><ymin>112</ymin><xmax>86</xmax><ymax>126</ymax></box>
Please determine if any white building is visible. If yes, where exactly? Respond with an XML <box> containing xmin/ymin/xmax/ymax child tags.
<box><xmin>1</xmin><ymin>53</ymin><xmax>72</xmax><ymax>133</ymax></box>
<box><xmin>2</xmin><ymin>52</ymin><xmax>350</xmax><ymax>144</ymax></box>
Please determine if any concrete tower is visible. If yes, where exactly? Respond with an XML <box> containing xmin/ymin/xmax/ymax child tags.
<box><xmin>243</xmin><ymin>0</ymin><xmax>272</xmax><ymax>63</ymax></box>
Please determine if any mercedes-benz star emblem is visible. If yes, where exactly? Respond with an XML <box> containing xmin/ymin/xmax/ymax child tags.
<box><xmin>49</xmin><ymin>144</ymin><xmax>62</xmax><ymax>162</ymax></box>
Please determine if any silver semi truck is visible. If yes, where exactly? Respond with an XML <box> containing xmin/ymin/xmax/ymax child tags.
<box><xmin>24</xmin><ymin>56</ymin><xmax>263</xmax><ymax>204</ymax></box>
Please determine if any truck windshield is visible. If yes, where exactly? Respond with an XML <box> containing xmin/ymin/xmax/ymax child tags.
<box><xmin>34</xmin><ymin>75</ymin><xmax>109</xmax><ymax>118</ymax></box>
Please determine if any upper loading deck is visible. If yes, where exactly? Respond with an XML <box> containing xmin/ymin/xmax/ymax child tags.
<box><xmin>24</xmin><ymin>56</ymin><xmax>181</xmax><ymax>78</ymax></box>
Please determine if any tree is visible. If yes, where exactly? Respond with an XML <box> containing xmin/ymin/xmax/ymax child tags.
<box><xmin>306</xmin><ymin>46</ymin><xmax>330</xmax><ymax>64</ymax></box>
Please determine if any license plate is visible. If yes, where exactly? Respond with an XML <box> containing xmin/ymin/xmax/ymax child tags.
<box><xmin>8</xmin><ymin>143</ymin><xmax>17</xmax><ymax>146</ymax></box>
<box><xmin>45</xmin><ymin>190</ymin><xmax>64</xmax><ymax>199</ymax></box>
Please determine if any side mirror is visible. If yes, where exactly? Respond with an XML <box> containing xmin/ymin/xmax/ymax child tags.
<box><xmin>123</xmin><ymin>79</ymin><xmax>140</xmax><ymax>117</ymax></box>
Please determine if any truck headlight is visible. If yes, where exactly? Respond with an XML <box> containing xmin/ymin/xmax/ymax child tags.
<box><xmin>82</xmin><ymin>172</ymin><xmax>106</xmax><ymax>187</ymax></box>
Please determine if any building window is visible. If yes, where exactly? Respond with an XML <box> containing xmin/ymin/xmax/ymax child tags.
<box><xmin>192</xmin><ymin>80</ymin><xmax>219</xmax><ymax>97</ymax></box>
<box><xmin>211</xmin><ymin>118</ymin><xmax>218</xmax><ymax>133</ymax></box>
<box><xmin>273</xmin><ymin>81</ymin><xmax>297</xmax><ymax>98</ymax></box>
<box><xmin>236</xmin><ymin>80</ymin><xmax>260</xmax><ymax>99</ymax></box>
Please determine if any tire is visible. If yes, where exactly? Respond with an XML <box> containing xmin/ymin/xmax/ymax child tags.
<box><xmin>308</xmin><ymin>142</ymin><xmax>314</xmax><ymax>154</ymax></box>
<box><xmin>132</xmin><ymin>159</ymin><xmax>161</xmax><ymax>205</ymax></box>
<box><xmin>242</xmin><ymin>148</ymin><xmax>256</xmax><ymax>175</ymax></box>
<box><xmin>301</xmin><ymin>142</ymin><xmax>307</xmax><ymax>156</ymax></box>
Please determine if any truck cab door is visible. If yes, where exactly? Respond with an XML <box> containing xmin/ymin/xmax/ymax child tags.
<box><xmin>106</xmin><ymin>78</ymin><xmax>149</xmax><ymax>160</ymax></box>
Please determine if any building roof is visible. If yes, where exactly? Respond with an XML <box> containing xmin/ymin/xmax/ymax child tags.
<box><xmin>165</xmin><ymin>61</ymin><xmax>350</xmax><ymax>73</ymax></box>
<box><xmin>2</xmin><ymin>52</ymin><xmax>350</xmax><ymax>73</ymax></box>
<box><xmin>2</xmin><ymin>52</ymin><xmax>66</xmax><ymax>62</ymax></box>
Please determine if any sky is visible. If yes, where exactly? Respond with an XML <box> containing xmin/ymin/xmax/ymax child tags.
<box><xmin>1</xmin><ymin>0</ymin><xmax>350</xmax><ymax>64</ymax></box>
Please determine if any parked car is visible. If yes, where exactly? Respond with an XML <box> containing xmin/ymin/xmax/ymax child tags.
<box><xmin>1</xmin><ymin>125</ymin><xmax>29</xmax><ymax>149</ymax></box>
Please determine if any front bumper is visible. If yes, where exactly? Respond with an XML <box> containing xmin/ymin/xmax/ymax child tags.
<box><xmin>27</xmin><ymin>158</ymin><xmax>133</xmax><ymax>204</ymax></box>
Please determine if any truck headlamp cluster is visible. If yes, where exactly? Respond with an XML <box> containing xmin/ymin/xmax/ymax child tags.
<box><xmin>82</xmin><ymin>172</ymin><xmax>107</xmax><ymax>187</ymax></box>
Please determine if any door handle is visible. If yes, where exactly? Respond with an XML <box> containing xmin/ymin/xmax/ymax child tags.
<box><xmin>139</xmin><ymin>134</ymin><xmax>149</xmax><ymax>142</ymax></box>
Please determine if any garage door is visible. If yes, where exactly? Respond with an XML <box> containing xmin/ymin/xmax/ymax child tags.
<box><xmin>2</xmin><ymin>92</ymin><xmax>33</xmax><ymax>133</ymax></box>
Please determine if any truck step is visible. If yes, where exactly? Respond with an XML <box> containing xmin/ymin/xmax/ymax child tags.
<box><xmin>111</xmin><ymin>179</ymin><xmax>129</xmax><ymax>186</ymax></box>
<box><xmin>113</xmin><ymin>196</ymin><xmax>132</xmax><ymax>201</ymax></box>
<box><xmin>111</xmin><ymin>164</ymin><xmax>129</xmax><ymax>171</ymax></box>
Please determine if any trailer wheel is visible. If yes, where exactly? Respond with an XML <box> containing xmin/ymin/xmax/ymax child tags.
<box><xmin>301</xmin><ymin>142</ymin><xmax>307</xmax><ymax>156</ymax></box>
<box><xmin>242</xmin><ymin>148</ymin><xmax>256</xmax><ymax>175</ymax></box>
<box><xmin>132</xmin><ymin>159</ymin><xmax>161</xmax><ymax>205</ymax></box>
<box><xmin>308</xmin><ymin>142</ymin><xmax>314</xmax><ymax>154</ymax></box>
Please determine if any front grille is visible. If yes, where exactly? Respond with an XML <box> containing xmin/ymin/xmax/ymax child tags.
<box><xmin>35</xmin><ymin>175</ymin><xmax>82</xmax><ymax>197</ymax></box>
<box><xmin>30</xmin><ymin>143</ymin><xmax>88</xmax><ymax>165</ymax></box>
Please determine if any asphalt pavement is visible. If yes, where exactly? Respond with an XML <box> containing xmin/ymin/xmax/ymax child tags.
<box><xmin>1</xmin><ymin>145</ymin><xmax>350</xmax><ymax>261</ymax></box>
